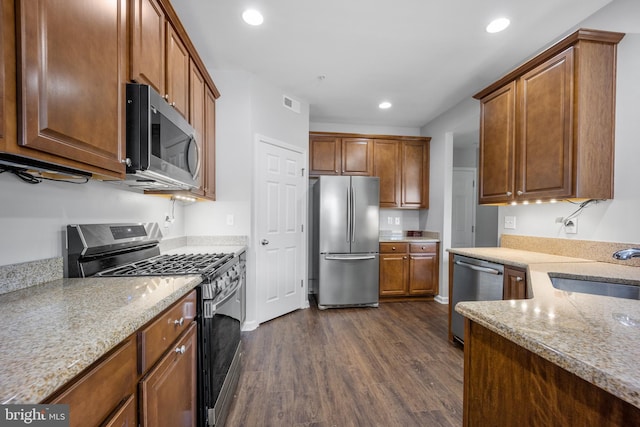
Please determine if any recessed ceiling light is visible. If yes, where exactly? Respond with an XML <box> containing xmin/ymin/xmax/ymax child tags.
<box><xmin>379</xmin><ymin>101</ymin><xmax>392</xmax><ymax>109</ymax></box>
<box><xmin>242</xmin><ymin>9</ymin><xmax>264</xmax><ymax>26</ymax></box>
<box><xmin>486</xmin><ymin>17</ymin><xmax>510</xmax><ymax>33</ymax></box>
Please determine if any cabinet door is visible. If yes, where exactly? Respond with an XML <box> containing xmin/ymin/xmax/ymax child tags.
<box><xmin>0</xmin><ymin>0</ymin><xmax>12</xmax><ymax>151</ymax></box>
<box><xmin>102</xmin><ymin>394</ymin><xmax>137</xmax><ymax>427</ymax></box>
<box><xmin>401</xmin><ymin>140</ymin><xmax>429</xmax><ymax>208</ymax></box>
<box><xmin>408</xmin><ymin>254</ymin><xmax>438</xmax><ymax>295</ymax></box>
<box><xmin>166</xmin><ymin>23</ymin><xmax>189</xmax><ymax>119</ymax></box>
<box><xmin>49</xmin><ymin>337</ymin><xmax>137</xmax><ymax>427</ymax></box>
<box><xmin>503</xmin><ymin>266</ymin><xmax>527</xmax><ymax>299</ymax></box>
<box><xmin>131</xmin><ymin>0</ymin><xmax>165</xmax><ymax>94</ymax></box>
<box><xmin>478</xmin><ymin>82</ymin><xmax>516</xmax><ymax>204</ymax></box>
<box><xmin>203</xmin><ymin>86</ymin><xmax>216</xmax><ymax>200</ymax></box>
<box><xmin>188</xmin><ymin>60</ymin><xmax>205</xmax><ymax>196</ymax></box>
<box><xmin>379</xmin><ymin>253</ymin><xmax>408</xmax><ymax>296</ymax></box>
<box><xmin>140</xmin><ymin>322</ymin><xmax>197</xmax><ymax>427</ymax></box>
<box><xmin>17</xmin><ymin>0</ymin><xmax>127</xmax><ymax>177</ymax></box>
<box><xmin>517</xmin><ymin>48</ymin><xmax>574</xmax><ymax>200</ymax></box>
<box><xmin>341</xmin><ymin>138</ymin><xmax>373</xmax><ymax>175</ymax></box>
<box><xmin>309</xmin><ymin>135</ymin><xmax>341</xmax><ymax>175</ymax></box>
<box><xmin>373</xmin><ymin>140</ymin><xmax>401</xmax><ymax>207</ymax></box>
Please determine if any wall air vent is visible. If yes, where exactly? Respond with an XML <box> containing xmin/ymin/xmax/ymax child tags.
<box><xmin>283</xmin><ymin>95</ymin><xmax>300</xmax><ymax>113</ymax></box>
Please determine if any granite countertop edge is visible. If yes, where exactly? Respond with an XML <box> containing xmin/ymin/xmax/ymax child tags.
<box><xmin>0</xmin><ymin>275</ymin><xmax>202</xmax><ymax>404</ymax></box>
<box><xmin>451</xmin><ymin>246</ymin><xmax>640</xmax><ymax>409</ymax></box>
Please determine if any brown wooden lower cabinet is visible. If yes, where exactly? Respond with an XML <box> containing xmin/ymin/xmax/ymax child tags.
<box><xmin>379</xmin><ymin>242</ymin><xmax>439</xmax><ymax>299</ymax></box>
<box><xmin>503</xmin><ymin>265</ymin><xmax>527</xmax><ymax>299</ymax></box>
<box><xmin>139</xmin><ymin>321</ymin><xmax>197</xmax><ymax>427</ymax></box>
<box><xmin>463</xmin><ymin>320</ymin><xmax>640</xmax><ymax>426</ymax></box>
<box><xmin>46</xmin><ymin>337</ymin><xmax>137</xmax><ymax>427</ymax></box>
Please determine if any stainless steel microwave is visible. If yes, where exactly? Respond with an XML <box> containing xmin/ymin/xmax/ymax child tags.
<box><xmin>124</xmin><ymin>83</ymin><xmax>201</xmax><ymax>190</ymax></box>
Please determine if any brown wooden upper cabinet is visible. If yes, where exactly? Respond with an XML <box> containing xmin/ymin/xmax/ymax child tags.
<box><xmin>475</xmin><ymin>29</ymin><xmax>624</xmax><ymax>205</ymax></box>
<box><xmin>309</xmin><ymin>134</ymin><xmax>373</xmax><ymax>175</ymax></box>
<box><xmin>373</xmin><ymin>138</ymin><xmax>430</xmax><ymax>209</ymax></box>
<box><xmin>8</xmin><ymin>0</ymin><xmax>128</xmax><ymax>179</ymax></box>
<box><xmin>310</xmin><ymin>132</ymin><xmax>430</xmax><ymax>209</ymax></box>
<box><xmin>131</xmin><ymin>0</ymin><xmax>189</xmax><ymax>119</ymax></box>
<box><xmin>0</xmin><ymin>0</ymin><xmax>11</xmax><ymax>155</ymax></box>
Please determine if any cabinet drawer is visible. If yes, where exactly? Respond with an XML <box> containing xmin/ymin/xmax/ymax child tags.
<box><xmin>409</xmin><ymin>243</ymin><xmax>437</xmax><ymax>253</ymax></box>
<box><xmin>138</xmin><ymin>290</ymin><xmax>197</xmax><ymax>374</ymax></box>
<box><xmin>380</xmin><ymin>242</ymin><xmax>408</xmax><ymax>253</ymax></box>
<box><xmin>103</xmin><ymin>393</ymin><xmax>136</xmax><ymax>427</ymax></box>
<box><xmin>48</xmin><ymin>337</ymin><xmax>136</xmax><ymax>427</ymax></box>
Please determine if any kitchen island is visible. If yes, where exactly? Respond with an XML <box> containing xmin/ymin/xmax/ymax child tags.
<box><xmin>451</xmin><ymin>247</ymin><xmax>640</xmax><ymax>425</ymax></box>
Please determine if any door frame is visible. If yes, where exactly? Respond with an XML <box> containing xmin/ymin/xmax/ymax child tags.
<box><xmin>252</xmin><ymin>134</ymin><xmax>309</xmax><ymax>327</ymax></box>
<box><xmin>452</xmin><ymin>167</ymin><xmax>477</xmax><ymax>248</ymax></box>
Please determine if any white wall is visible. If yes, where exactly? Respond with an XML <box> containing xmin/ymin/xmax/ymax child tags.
<box><xmin>310</xmin><ymin>122</ymin><xmax>421</xmax><ymax>137</ymax></box>
<box><xmin>499</xmin><ymin>4</ymin><xmax>640</xmax><ymax>244</ymax></box>
<box><xmin>0</xmin><ymin>176</ymin><xmax>185</xmax><ymax>266</ymax></box>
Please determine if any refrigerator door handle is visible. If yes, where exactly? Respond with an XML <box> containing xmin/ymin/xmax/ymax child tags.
<box><xmin>350</xmin><ymin>185</ymin><xmax>356</xmax><ymax>242</ymax></box>
<box><xmin>345</xmin><ymin>186</ymin><xmax>351</xmax><ymax>243</ymax></box>
<box><xmin>325</xmin><ymin>255</ymin><xmax>377</xmax><ymax>261</ymax></box>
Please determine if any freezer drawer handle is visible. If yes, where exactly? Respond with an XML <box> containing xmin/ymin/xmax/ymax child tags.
<box><xmin>455</xmin><ymin>260</ymin><xmax>503</xmax><ymax>275</ymax></box>
<box><xmin>325</xmin><ymin>255</ymin><xmax>376</xmax><ymax>261</ymax></box>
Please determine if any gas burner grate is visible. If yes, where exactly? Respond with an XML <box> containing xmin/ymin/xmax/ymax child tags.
<box><xmin>96</xmin><ymin>253</ymin><xmax>233</xmax><ymax>277</ymax></box>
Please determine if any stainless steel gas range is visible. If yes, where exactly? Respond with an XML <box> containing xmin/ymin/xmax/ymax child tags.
<box><xmin>65</xmin><ymin>222</ymin><xmax>245</xmax><ymax>427</ymax></box>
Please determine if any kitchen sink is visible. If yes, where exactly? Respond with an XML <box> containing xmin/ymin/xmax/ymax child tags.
<box><xmin>549</xmin><ymin>275</ymin><xmax>640</xmax><ymax>300</ymax></box>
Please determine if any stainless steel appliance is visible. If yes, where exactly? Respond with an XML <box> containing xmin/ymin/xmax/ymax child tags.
<box><xmin>313</xmin><ymin>176</ymin><xmax>380</xmax><ymax>309</ymax></box>
<box><xmin>65</xmin><ymin>223</ymin><xmax>244</xmax><ymax>427</ymax></box>
<box><xmin>450</xmin><ymin>254</ymin><xmax>504</xmax><ymax>343</ymax></box>
<box><xmin>125</xmin><ymin>83</ymin><xmax>201</xmax><ymax>190</ymax></box>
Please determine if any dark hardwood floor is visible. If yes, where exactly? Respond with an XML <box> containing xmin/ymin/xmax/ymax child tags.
<box><xmin>225</xmin><ymin>298</ymin><xmax>464</xmax><ymax>427</ymax></box>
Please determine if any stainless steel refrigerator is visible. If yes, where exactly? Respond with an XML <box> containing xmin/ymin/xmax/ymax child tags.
<box><xmin>313</xmin><ymin>176</ymin><xmax>380</xmax><ymax>309</ymax></box>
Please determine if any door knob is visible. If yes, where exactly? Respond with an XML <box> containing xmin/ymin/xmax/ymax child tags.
<box><xmin>261</xmin><ymin>239</ymin><xmax>269</xmax><ymax>245</ymax></box>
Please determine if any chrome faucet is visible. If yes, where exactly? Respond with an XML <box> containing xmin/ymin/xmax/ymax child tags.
<box><xmin>612</xmin><ymin>248</ymin><xmax>640</xmax><ymax>260</ymax></box>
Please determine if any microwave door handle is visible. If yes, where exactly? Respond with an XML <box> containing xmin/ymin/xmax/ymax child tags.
<box><xmin>189</xmin><ymin>135</ymin><xmax>201</xmax><ymax>179</ymax></box>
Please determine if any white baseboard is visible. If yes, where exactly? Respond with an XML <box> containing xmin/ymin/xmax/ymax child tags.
<box><xmin>241</xmin><ymin>320</ymin><xmax>259</xmax><ymax>331</ymax></box>
<box><xmin>434</xmin><ymin>295</ymin><xmax>449</xmax><ymax>305</ymax></box>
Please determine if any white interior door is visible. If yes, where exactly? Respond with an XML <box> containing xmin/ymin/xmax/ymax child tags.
<box><xmin>256</xmin><ymin>135</ymin><xmax>306</xmax><ymax>323</ymax></box>
<box><xmin>452</xmin><ymin>168</ymin><xmax>476</xmax><ymax>248</ymax></box>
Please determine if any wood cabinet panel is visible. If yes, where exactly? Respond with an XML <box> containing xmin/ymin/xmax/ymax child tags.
<box><xmin>503</xmin><ymin>266</ymin><xmax>527</xmax><ymax>300</ymax></box>
<box><xmin>166</xmin><ymin>23</ymin><xmax>189</xmax><ymax>119</ymax></box>
<box><xmin>103</xmin><ymin>393</ymin><xmax>137</xmax><ymax>427</ymax></box>
<box><xmin>409</xmin><ymin>254</ymin><xmax>437</xmax><ymax>295</ymax></box>
<box><xmin>130</xmin><ymin>0</ymin><xmax>166</xmax><ymax>94</ymax></box>
<box><xmin>463</xmin><ymin>320</ymin><xmax>640</xmax><ymax>426</ymax></box>
<box><xmin>203</xmin><ymin>86</ymin><xmax>216</xmax><ymax>200</ymax></box>
<box><xmin>373</xmin><ymin>139</ymin><xmax>401</xmax><ymax>207</ymax></box>
<box><xmin>379</xmin><ymin>253</ymin><xmax>408</xmax><ymax>296</ymax></box>
<box><xmin>309</xmin><ymin>135</ymin><xmax>341</xmax><ymax>175</ymax></box>
<box><xmin>140</xmin><ymin>322</ymin><xmax>197</xmax><ymax>427</ymax></box>
<box><xmin>0</xmin><ymin>0</ymin><xmax>13</xmax><ymax>151</ymax></box>
<box><xmin>48</xmin><ymin>337</ymin><xmax>137</xmax><ymax>427</ymax></box>
<box><xmin>138</xmin><ymin>290</ymin><xmax>196</xmax><ymax>374</ymax></box>
<box><xmin>478</xmin><ymin>82</ymin><xmax>516</xmax><ymax>204</ymax></box>
<box><xmin>341</xmin><ymin>138</ymin><xmax>373</xmax><ymax>175</ymax></box>
<box><xmin>16</xmin><ymin>0</ymin><xmax>127</xmax><ymax>177</ymax></box>
<box><xmin>401</xmin><ymin>140</ymin><xmax>429</xmax><ymax>208</ymax></box>
<box><xmin>518</xmin><ymin>49</ymin><xmax>573</xmax><ymax>200</ymax></box>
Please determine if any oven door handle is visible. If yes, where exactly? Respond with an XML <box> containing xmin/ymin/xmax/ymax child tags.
<box><xmin>209</xmin><ymin>278</ymin><xmax>242</xmax><ymax>315</ymax></box>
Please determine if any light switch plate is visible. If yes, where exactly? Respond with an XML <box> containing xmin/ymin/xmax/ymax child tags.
<box><xmin>504</xmin><ymin>216</ymin><xmax>516</xmax><ymax>229</ymax></box>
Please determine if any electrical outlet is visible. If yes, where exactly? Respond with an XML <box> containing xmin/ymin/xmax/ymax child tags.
<box><xmin>394</xmin><ymin>217</ymin><xmax>400</xmax><ymax>225</ymax></box>
<box><xmin>504</xmin><ymin>216</ymin><xmax>516</xmax><ymax>229</ymax></box>
<box><xmin>565</xmin><ymin>218</ymin><xmax>577</xmax><ymax>234</ymax></box>
<box><xmin>226</xmin><ymin>214</ymin><xmax>234</xmax><ymax>226</ymax></box>
<box><xmin>387</xmin><ymin>217</ymin><xmax>393</xmax><ymax>225</ymax></box>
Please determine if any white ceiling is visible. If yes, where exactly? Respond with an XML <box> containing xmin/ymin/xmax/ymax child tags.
<box><xmin>172</xmin><ymin>0</ymin><xmax>613</xmax><ymax>129</ymax></box>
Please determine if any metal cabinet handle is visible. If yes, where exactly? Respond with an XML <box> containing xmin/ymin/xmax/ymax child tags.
<box><xmin>261</xmin><ymin>239</ymin><xmax>269</xmax><ymax>245</ymax></box>
<box><xmin>392</xmin><ymin>247</ymin><xmax>396</xmax><ymax>251</ymax></box>
<box><xmin>506</xmin><ymin>191</ymin><xmax>512</xmax><ymax>196</ymax></box>
<box><xmin>121</xmin><ymin>158</ymin><xmax>132</xmax><ymax>167</ymax></box>
<box><xmin>517</xmin><ymin>190</ymin><xmax>523</xmax><ymax>196</ymax></box>
<box><xmin>174</xmin><ymin>345</ymin><xmax>186</xmax><ymax>355</ymax></box>
<box><xmin>174</xmin><ymin>317</ymin><xmax>184</xmax><ymax>327</ymax></box>
<box><xmin>171</xmin><ymin>102</ymin><xmax>176</xmax><ymax>107</ymax></box>
<box><xmin>515</xmin><ymin>277</ymin><xmax>523</xmax><ymax>282</ymax></box>
<box><xmin>164</xmin><ymin>94</ymin><xmax>169</xmax><ymax>100</ymax></box>
<box><xmin>403</xmin><ymin>256</ymin><xmax>408</xmax><ymax>260</ymax></box>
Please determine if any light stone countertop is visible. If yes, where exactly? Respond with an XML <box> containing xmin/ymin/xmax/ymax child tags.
<box><xmin>0</xmin><ymin>275</ymin><xmax>202</xmax><ymax>404</ymax></box>
<box><xmin>379</xmin><ymin>237</ymin><xmax>440</xmax><ymax>243</ymax></box>
<box><xmin>451</xmin><ymin>247</ymin><xmax>640</xmax><ymax>409</ymax></box>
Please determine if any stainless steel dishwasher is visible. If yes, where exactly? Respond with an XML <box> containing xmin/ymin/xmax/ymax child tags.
<box><xmin>451</xmin><ymin>254</ymin><xmax>504</xmax><ymax>343</ymax></box>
